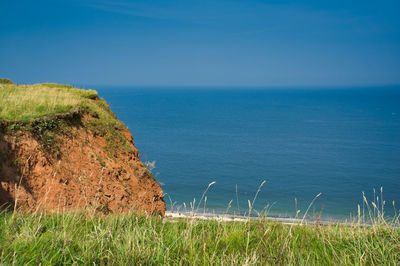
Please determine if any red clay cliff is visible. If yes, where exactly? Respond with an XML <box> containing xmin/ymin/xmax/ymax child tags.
<box><xmin>0</xmin><ymin>113</ymin><xmax>166</xmax><ymax>215</ymax></box>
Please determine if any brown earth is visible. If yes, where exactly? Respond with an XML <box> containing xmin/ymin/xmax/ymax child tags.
<box><xmin>0</xmin><ymin>114</ymin><xmax>166</xmax><ymax>215</ymax></box>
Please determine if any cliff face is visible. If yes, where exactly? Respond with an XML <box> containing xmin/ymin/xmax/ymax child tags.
<box><xmin>0</xmin><ymin>84</ymin><xmax>165</xmax><ymax>215</ymax></box>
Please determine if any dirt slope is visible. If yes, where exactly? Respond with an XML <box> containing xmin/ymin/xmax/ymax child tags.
<box><xmin>0</xmin><ymin>112</ymin><xmax>166</xmax><ymax>215</ymax></box>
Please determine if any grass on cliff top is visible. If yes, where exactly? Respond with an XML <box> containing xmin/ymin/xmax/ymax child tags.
<box><xmin>0</xmin><ymin>83</ymin><xmax>113</xmax><ymax>123</ymax></box>
<box><xmin>0</xmin><ymin>211</ymin><xmax>399</xmax><ymax>265</ymax></box>
<box><xmin>0</xmin><ymin>82</ymin><xmax>130</xmax><ymax>158</ymax></box>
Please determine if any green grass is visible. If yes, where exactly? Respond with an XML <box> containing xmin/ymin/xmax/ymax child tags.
<box><xmin>0</xmin><ymin>83</ymin><xmax>105</xmax><ymax>122</ymax></box>
<box><xmin>0</xmin><ymin>211</ymin><xmax>398</xmax><ymax>265</ymax></box>
<box><xmin>0</xmin><ymin>82</ymin><xmax>131</xmax><ymax>157</ymax></box>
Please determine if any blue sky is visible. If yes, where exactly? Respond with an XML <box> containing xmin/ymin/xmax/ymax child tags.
<box><xmin>1</xmin><ymin>0</ymin><xmax>399</xmax><ymax>86</ymax></box>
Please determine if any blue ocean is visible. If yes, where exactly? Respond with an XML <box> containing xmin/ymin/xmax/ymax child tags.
<box><xmin>92</xmin><ymin>86</ymin><xmax>400</xmax><ymax>220</ymax></box>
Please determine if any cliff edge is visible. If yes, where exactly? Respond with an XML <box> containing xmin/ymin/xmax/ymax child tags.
<box><xmin>0</xmin><ymin>81</ymin><xmax>165</xmax><ymax>215</ymax></box>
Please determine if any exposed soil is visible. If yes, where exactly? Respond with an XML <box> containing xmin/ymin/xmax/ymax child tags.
<box><xmin>0</xmin><ymin>114</ymin><xmax>166</xmax><ymax>215</ymax></box>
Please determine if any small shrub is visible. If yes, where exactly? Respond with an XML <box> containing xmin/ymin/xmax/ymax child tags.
<box><xmin>0</xmin><ymin>78</ymin><xmax>13</xmax><ymax>84</ymax></box>
<box><xmin>96</xmin><ymin>154</ymin><xmax>107</xmax><ymax>167</ymax></box>
<box><xmin>71</xmin><ymin>88</ymin><xmax>98</xmax><ymax>99</ymax></box>
<box><xmin>41</xmin><ymin>83</ymin><xmax>74</xmax><ymax>89</ymax></box>
<box><xmin>30</xmin><ymin>119</ymin><xmax>61</xmax><ymax>156</ymax></box>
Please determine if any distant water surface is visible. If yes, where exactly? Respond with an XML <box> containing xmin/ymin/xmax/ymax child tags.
<box><xmin>90</xmin><ymin>86</ymin><xmax>400</xmax><ymax>220</ymax></box>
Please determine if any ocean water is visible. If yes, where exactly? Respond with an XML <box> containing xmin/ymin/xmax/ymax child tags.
<box><xmin>92</xmin><ymin>86</ymin><xmax>400</xmax><ymax>220</ymax></box>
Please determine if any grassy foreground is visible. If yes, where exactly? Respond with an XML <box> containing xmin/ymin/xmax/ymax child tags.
<box><xmin>0</xmin><ymin>211</ymin><xmax>399</xmax><ymax>265</ymax></box>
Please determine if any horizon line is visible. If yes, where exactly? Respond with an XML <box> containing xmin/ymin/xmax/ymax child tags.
<box><xmin>75</xmin><ymin>83</ymin><xmax>400</xmax><ymax>89</ymax></box>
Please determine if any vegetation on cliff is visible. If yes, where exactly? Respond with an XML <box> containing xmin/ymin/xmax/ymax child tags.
<box><xmin>0</xmin><ymin>83</ymin><xmax>129</xmax><ymax>158</ymax></box>
<box><xmin>0</xmin><ymin>82</ymin><xmax>165</xmax><ymax>215</ymax></box>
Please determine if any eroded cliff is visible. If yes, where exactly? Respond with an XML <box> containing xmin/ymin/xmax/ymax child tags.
<box><xmin>0</xmin><ymin>83</ymin><xmax>165</xmax><ymax>215</ymax></box>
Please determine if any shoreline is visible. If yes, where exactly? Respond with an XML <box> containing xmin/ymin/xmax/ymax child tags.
<box><xmin>164</xmin><ymin>211</ymin><xmax>360</xmax><ymax>226</ymax></box>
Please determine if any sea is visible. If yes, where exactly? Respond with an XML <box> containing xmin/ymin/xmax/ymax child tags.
<box><xmin>89</xmin><ymin>86</ymin><xmax>400</xmax><ymax>220</ymax></box>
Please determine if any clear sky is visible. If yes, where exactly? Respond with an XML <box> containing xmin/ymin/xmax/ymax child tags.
<box><xmin>1</xmin><ymin>0</ymin><xmax>399</xmax><ymax>87</ymax></box>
